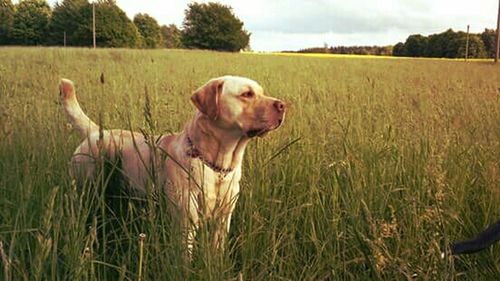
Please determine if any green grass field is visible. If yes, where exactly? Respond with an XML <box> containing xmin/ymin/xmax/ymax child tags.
<box><xmin>0</xmin><ymin>47</ymin><xmax>499</xmax><ymax>280</ymax></box>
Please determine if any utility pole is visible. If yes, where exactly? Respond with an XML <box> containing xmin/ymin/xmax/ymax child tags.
<box><xmin>92</xmin><ymin>2</ymin><xmax>96</xmax><ymax>49</ymax></box>
<box><xmin>63</xmin><ymin>31</ymin><xmax>66</xmax><ymax>47</ymax></box>
<box><xmin>465</xmin><ymin>25</ymin><xmax>470</xmax><ymax>61</ymax></box>
<box><xmin>496</xmin><ymin>0</ymin><xmax>500</xmax><ymax>63</ymax></box>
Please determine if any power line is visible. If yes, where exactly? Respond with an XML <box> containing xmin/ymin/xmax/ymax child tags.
<box><xmin>496</xmin><ymin>0</ymin><xmax>500</xmax><ymax>62</ymax></box>
<box><xmin>92</xmin><ymin>2</ymin><xmax>96</xmax><ymax>49</ymax></box>
<box><xmin>465</xmin><ymin>25</ymin><xmax>469</xmax><ymax>61</ymax></box>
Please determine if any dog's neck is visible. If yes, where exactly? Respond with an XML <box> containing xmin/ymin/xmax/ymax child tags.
<box><xmin>186</xmin><ymin>113</ymin><xmax>251</xmax><ymax>172</ymax></box>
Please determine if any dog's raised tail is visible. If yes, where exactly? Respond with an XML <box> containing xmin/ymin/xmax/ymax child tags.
<box><xmin>59</xmin><ymin>79</ymin><xmax>99</xmax><ymax>139</ymax></box>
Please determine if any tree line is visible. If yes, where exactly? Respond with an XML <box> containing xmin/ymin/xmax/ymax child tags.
<box><xmin>0</xmin><ymin>0</ymin><xmax>249</xmax><ymax>52</ymax></box>
<box><xmin>393</xmin><ymin>29</ymin><xmax>496</xmax><ymax>58</ymax></box>
<box><xmin>296</xmin><ymin>45</ymin><xmax>393</xmax><ymax>56</ymax></box>
<box><xmin>294</xmin><ymin>28</ymin><xmax>496</xmax><ymax>59</ymax></box>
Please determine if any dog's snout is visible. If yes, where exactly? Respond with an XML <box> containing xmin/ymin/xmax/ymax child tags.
<box><xmin>273</xmin><ymin>100</ymin><xmax>285</xmax><ymax>112</ymax></box>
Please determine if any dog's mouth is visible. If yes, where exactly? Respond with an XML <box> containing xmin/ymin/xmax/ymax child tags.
<box><xmin>246</xmin><ymin>128</ymin><xmax>269</xmax><ymax>138</ymax></box>
<box><xmin>246</xmin><ymin>118</ymin><xmax>283</xmax><ymax>138</ymax></box>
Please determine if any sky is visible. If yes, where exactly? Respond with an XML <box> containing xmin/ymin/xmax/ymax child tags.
<box><xmin>39</xmin><ymin>0</ymin><xmax>498</xmax><ymax>51</ymax></box>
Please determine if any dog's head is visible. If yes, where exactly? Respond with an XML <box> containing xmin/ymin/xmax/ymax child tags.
<box><xmin>191</xmin><ymin>76</ymin><xmax>286</xmax><ymax>137</ymax></box>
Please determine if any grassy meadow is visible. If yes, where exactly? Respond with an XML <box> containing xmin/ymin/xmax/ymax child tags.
<box><xmin>0</xmin><ymin>47</ymin><xmax>499</xmax><ymax>280</ymax></box>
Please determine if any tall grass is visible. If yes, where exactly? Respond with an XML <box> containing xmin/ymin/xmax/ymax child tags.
<box><xmin>0</xmin><ymin>47</ymin><xmax>498</xmax><ymax>280</ymax></box>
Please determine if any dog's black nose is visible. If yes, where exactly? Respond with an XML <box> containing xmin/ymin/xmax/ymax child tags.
<box><xmin>274</xmin><ymin>100</ymin><xmax>285</xmax><ymax>112</ymax></box>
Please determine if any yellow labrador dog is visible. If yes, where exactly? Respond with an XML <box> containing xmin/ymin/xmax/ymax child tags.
<box><xmin>59</xmin><ymin>76</ymin><xmax>285</xmax><ymax>252</ymax></box>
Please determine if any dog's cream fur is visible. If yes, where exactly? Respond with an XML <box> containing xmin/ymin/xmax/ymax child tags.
<box><xmin>59</xmin><ymin>76</ymin><xmax>285</xmax><ymax>251</ymax></box>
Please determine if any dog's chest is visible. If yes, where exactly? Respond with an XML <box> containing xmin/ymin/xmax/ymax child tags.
<box><xmin>190</xmin><ymin>159</ymin><xmax>241</xmax><ymax>215</ymax></box>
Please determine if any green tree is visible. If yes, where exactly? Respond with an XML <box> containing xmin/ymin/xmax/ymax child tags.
<box><xmin>47</xmin><ymin>0</ymin><xmax>88</xmax><ymax>46</ymax></box>
<box><xmin>181</xmin><ymin>2</ymin><xmax>250</xmax><ymax>52</ymax></box>
<box><xmin>133</xmin><ymin>13</ymin><xmax>162</xmax><ymax>48</ymax></box>
<box><xmin>160</xmin><ymin>24</ymin><xmax>183</xmax><ymax>48</ymax></box>
<box><xmin>481</xmin><ymin>29</ymin><xmax>496</xmax><ymax>58</ymax></box>
<box><xmin>73</xmin><ymin>0</ymin><xmax>141</xmax><ymax>48</ymax></box>
<box><xmin>452</xmin><ymin>32</ymin><xmax>486</xmax><ymax>59</ymax></box>
<box><xmin>392</xmin><ymin>42</ymin><xmax>405</xmax><ymax>56</ymax></box>
<box><xmin>0</xmin><ymin>0</ymin><xmax>15</xmax><ymax>44</ymax></box>
<box><xmin>403</xmin><ymin>34</ymin><xmax>428</xmax><ymax>57</ymax></box>
<box><xmin>426</xmin><ymin>29</ymin><xmax>456</xmax><ymax>58</ymax></box>
<box><xmin>467</xmin><ymin>34</ymin><xmax>487</xmax><ymax>58</ymax></box>
<box><xmin>11</xmin><ymin>0</ymin><xmax>51</xmax><ymax>45</ymax></box>
<box><xmin>426</xmin><ymin>34</ymin><xmax>442</xmax><ymax>57</ymax></box>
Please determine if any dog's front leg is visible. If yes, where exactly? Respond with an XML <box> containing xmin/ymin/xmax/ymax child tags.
<box><xmin>212</xmin><ymin>196</ymin><xmax>238</xmax><ymax>250</ymax></box>
<box><xmin>212</xmin><ymin>213</ymin><xmax>231</xmax><ymax>250</ymax></box>
<box><xmin>184</xmin><ymin>194</ymin><xmax>200</xmax><ymax>259</ymax></box>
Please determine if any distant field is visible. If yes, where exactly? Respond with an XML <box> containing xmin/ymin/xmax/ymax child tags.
<box><xmin>0</xmin><ymin>47</ymin><xmax>499</xmax><ymax>280</ymax></box>
<box><xmin>251</xmin><ymin>51</ymin><xmax>494</xmax><ymax>62</ymax></box>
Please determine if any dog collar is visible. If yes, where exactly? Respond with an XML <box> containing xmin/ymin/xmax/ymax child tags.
<box><xmin>186</xmin><ymin>136</ymin><xmax>234</xmax><ymax>175</ymax></box>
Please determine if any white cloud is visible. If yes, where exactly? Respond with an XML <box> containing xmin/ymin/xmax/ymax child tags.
<box><xmin>251</xmin><ymin>29</ymin><xmax>408</xmax><ymax>52</ymax></box>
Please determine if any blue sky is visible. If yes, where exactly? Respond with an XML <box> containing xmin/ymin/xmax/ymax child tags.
<box><xmin>37</xmin><ymin>0</ymin><xmax>498</xmax><ymax>51</ymax></box>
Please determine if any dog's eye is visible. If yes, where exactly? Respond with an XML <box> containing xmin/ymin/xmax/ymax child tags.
<box><xmin>241</xmin><ymin>91</ymin><xmax>254</xmax><ymax>98</ymax></box>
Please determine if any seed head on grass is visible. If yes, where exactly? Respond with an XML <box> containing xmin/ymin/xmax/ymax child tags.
<box><xmin>139</xmin><ymin>233</ymin><xmax>146</xmax><ymax>242</ymax></box>
<box><xmin>138</xmin><ymin>233</ymin><xmax>146</xmax><ymax>281</ymax></box>
<box><xmin>83</xmin><ymin>247</ymin><xmax>91</xmax><ymax>259</ymax></box>
<box><xmin>143</xmin><ymin>86</ymin><xmax>156</xmax><ymax>133</ymax></box>
<box><xmin>81</xmin><ymin>247</ymin><xmax>94</xmax><ymax>280</ymax></box>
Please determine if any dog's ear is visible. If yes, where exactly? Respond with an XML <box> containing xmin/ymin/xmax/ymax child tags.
<box><xmin>191</xmin><ymin>79</ymin><xmax>224</xmax><ymax>120</ymax></box>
